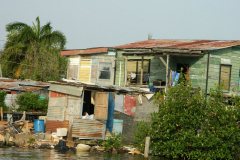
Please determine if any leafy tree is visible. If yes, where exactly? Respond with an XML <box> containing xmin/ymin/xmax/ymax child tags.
<box><xmin>137</xmin><ymin>83</ymin><xmax>240</xmax><ymax>159</ymax></box>
<box><xmin>0</xmin><ymin>91</ymin><xmax>7</xmax><ymax>110</ymax></box>
<box><xmin>16</xmin><ymin>92</ymin><xmax>48</xmax><ymax>112</ymax></box>
<box><xmin>0</xmin><ymin>17</ymin><xmax>67</xmax><ymax>81</ymax></box>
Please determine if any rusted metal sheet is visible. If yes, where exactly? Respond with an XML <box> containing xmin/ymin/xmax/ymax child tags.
<box><xmin>61</xmin><ymin>47</ymin><xmax>108</xmax><ymax>56</ymax></box>
<box><xmin>49</xmin><ymin>91</ymin><xmax>66</xmax><ymax>97</ymax></box>
<box><xmin>124</xmin><ymin>95</ymin><xmax>136</xmax><ymax>116</ymax></box>
<box><xmin>45</xmin><ymin>120</ymin><xmax>69</xmax><ymax>133</ymax></box>
<box><xmin>115</xmin><ymin>39</ymin><xmax>240</xmax><ymax>51</ymax></box>
<box><xmin>72</xmin><ymin>119</ymin><xmax>106</xmax><ymax>139</ymax></box>
<box><xmin>47</xmin><ymin>97</ymin><xmax>67</xmax><ymax>121</ymax></box>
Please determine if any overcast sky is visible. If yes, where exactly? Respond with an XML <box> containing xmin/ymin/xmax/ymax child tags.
<box><xmin>1</xmin><ymin>0</ymin><xmax>240</xmax><ymax>49</ymax></box>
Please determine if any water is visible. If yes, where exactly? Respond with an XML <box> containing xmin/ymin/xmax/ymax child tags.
<box><xmin>0</xmin><ymin>147</ymin><xmax>154</xmax><ymax>160</ymax></box>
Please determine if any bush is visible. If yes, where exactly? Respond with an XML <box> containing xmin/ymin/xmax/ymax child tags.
<box><xmin>0</xmin><ymin>91</ymin><xmax>7</xmax><ymax>110</ymax></box>
<box><xmin>103</xmin><ymin>133</ymin><xmax>122</xmax><ymax>151</ymax></box>
<box><xmin>149</xmin><ymin>83</ymin><xmax>240</xmax><ymax>159</ymax></box>
<box><xmin>16</xmin><ymin>92</ymin><xmax>48</xmax><ymax>112</ymax></box>
<box><xmin>133</xmin><ymin>121</ymin><xmax>151</xmax><ymax>152</ymax></box>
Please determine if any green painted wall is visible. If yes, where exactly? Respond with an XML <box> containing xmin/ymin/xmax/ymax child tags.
<box><xmin>115</xmin><ymin>51</ymin><xmax>126</xmax><ymax>86</ymax></box>
<box><xmin>115</xmin><ymin>47</ymin><xmax>240</xmax><ymax>95</ymax></box>
<box><xmin>168</xmin><ymin>55</ymin><xmax>207</xmax><ymax>91</ymax></box>
<box><xmin>207</xmin><ymin>47</ymin><xmax>240</xmax><ymax>94</ymax></box>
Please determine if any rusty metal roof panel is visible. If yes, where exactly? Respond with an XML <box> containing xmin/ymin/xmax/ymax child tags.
<box><xmin>9</xmin><ymin>86</ymin><xmax>43</xmax><ymax>92</ymax></box>
<box><xmin>115</xmin><ymin>39</ymin><xmax>240</xmax><ymax>50</ymax></box>
<box><xmin>72</xmin><ymin>119</ymin><xmax>106</xmax><ymax>139</ymax></box>
<box><xmin>61</xmin><ymin>47</ymin><xmax>109</xmax><ymax>56</ymax></box>
<box><xmin>46</xmin><ymin>120</ymin><xmax>69</xmax><ymax>133</ymax></box>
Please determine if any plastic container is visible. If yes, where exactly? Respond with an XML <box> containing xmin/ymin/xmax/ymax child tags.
<box><xmin>34</xmin><ymin>119</ymin><xmax>45</xmax><ymax>133</ymax></box>
<box><xmin>112</xmin><ymin>119</ymin><xmax>123</xmax><ymax>134</ymax></box>
<box><xmin>56</xmin><ymin>128</ymin><xmax>68</xmax><ymax>136</ymax></box>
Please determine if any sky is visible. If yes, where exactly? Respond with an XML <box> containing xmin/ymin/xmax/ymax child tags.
<box><xmin>1</xmin><ymin>0</ymin><xmax>240</xmax><ymax>49</ymax></box>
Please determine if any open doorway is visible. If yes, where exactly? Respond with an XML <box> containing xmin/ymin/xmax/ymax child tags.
<box><xmin>82</xmin><ymin>90</ymin><xmax>95</xmax><ymax>118</ymax></box>
<box><xmin>176</xmin><ymin>64</ymin><xmax>190</xmax><ymax>81</ymax></box>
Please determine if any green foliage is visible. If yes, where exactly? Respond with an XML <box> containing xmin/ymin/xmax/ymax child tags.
<box><xmin>133</xmin><ymin>121</ymin><xmax>150</xmax><ymax>152</ymax></box>
<box><xmin>1</xmin><ymin>17</ymin><xmax>67</xmax><ymax>81</ymax></box>
<box><xmin>16</xmin><ymin>92</ymin><xmax>48</xmax><ymax>112</ymax></box>
<box><xmin>0</xmin><ymin>91</ymin><xmax>7</xmax><ymax>110</ymax></box>
<box><xmin>147</xmin><ymin>83</ymin><xmax>240</xmax><ymax>159</ymax></box>
<box><xmin>27</xmin><ymin>137</ymin><xmax>36</xmax><ymax>145</ymax></box>
<box><xmin>103</xmin><ymin>133</ymin><xmax>122</xmax><ymax>151</ymax></box>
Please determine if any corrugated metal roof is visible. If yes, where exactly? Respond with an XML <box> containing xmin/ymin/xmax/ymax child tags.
<box><xmin>9</xmin><ymin>86</ymin><xmax>43</xmax><ymax>92</ymax></box>
<box><xmin>49</xmin><ymin>79</ymin><xmax>151</xmax><ymax>94</ymax></box>
<box><xmin>115</xmin><ymin>39</ymin><xmax>240</xmax><ymax>50</ymax></box>
<box><xmin>0</xmin><ymin>80</ymin><xmax>49</xmax><ymax>92</ymax></box>
<box><xmin>61</xmin><ymin>47</ymin><xmax>108</xmax><ymax>56</ymax></box>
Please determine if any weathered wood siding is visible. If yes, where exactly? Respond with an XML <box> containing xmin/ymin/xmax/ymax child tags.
<box><xmin>65</xmin><ymin>95</ymin><xmax>82</xmax><ymax>124</ymax></box>
<box><xmin>208</xmin><ymin>47</ymin><xmax>240</xmax><ymax>93</ymax></box>
<box><xmin>91</xmin><ymin>54</ymin><xmax>115</xmax><ymax>85</ymax></box>
<box><xmin>94</xmin><ymin>92</ymin><xmax>109</xmax><ymax>120</ymax></box>
<box><xmin>67</xmin><ymin>56</ymin><xmax>80</xmax><ymax>79</ymax></box>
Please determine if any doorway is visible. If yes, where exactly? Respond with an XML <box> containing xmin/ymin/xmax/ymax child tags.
<box><xmin>82</xmin><ymin>90</ymin><xmax>94</xmax><ymax>116</ymax></box>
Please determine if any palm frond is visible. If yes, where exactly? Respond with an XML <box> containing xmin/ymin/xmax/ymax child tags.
<box><xmin>41</xmin><ymin>30</ymin><xmax>66</xmax><ymax>49</ymax></box>
<box><xmin>40</xmin><ymin>22</ymin><xmax>52</xmax><ymax>37</ymax></box>
<box><xmin>6</xmin><ymin>22</ymin><xmax>29</xmax><ymax>32</ymax></box>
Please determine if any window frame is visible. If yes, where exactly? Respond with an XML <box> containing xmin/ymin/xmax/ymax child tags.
<box><xmin>126</xmin><ymin>59</ymin><xmax>150</xmax><ymax>85</ymax></box>
<box><xmin>98</xmin><ymin>62</ymin><xmax>112</xmax><ymax>80</ymax></box>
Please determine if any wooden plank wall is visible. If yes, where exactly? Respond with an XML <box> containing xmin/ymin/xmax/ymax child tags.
<box><xmin>91</xmin><ymin>55</ymin><xmax>115</xmax><ymax>85</ymax></box>
<box><xmin>208</xmin><ymin>47</ymin><xmax>240</xmax><ymax>93</ymax></box>
<box><xmin>65</xmin><ymin>95</ymin><xmax>82</xmax><ymax>124</ymax></box>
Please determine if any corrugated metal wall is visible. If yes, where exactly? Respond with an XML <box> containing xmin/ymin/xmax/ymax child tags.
<box><xmin>72</xmin><ymin>119</ymin><xmax>106</xmax><ymax>139</ymax></box>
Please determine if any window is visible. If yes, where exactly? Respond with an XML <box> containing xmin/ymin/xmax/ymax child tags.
<box><xmin>98</xmin><ymin>62</ymin><xmax>111</xmax><ymax>80</ymax></box>
<box><xmin>219</xmin><ymin>64</ymin><xmax>231</xmax><ymax>91</ymax></box>
<box><xmin>127</xmin><ymin>59</ymin><xmax>150</xmax><ymax>85</ymax></box>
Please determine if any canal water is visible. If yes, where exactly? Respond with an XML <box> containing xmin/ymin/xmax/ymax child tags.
<box><xmin>0</xmin><ymin>147</ymin><xmax>161</xmax><ymax>160</ymax></box>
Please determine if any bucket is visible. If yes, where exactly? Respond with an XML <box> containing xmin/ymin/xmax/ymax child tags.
<box><xmin>34</xmin><ymin>119</ymin><xmax>45</xmax><ymax>133</ymax></box>
<box><xmin>113</xmin><ymin>119</ymin><xmax>123</xmax><ymax>134</ymax></box>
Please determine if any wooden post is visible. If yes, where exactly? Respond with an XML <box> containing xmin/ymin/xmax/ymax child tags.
<box><xmin>144</xmin><ymin>136</ymin><xmax>150</xmax><ymax>158</ymax></box>
<box><xmin>140</xmin><ymin>56</ymin><xmax>144</xmax><ymax>85</ymax></box>
<box><xmin>124</xmin><ymin>57</ymin><xmax>128</xmax><ymax>86</ymax></box>
<box><xmin>165</xmin><ymin>55</ymin><xmax>169</xmax><ymax>93</ymax></box>
<box><xmin>0</xmin><ymin>107</ymin><xmax>3</xmax><ymax>121</ymax></box>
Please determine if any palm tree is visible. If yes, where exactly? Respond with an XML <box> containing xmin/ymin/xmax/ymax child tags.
<box><xmin>1</xmin><ymin>17</ymin><xmax>67</xmax><ymax>81</ymax></box>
